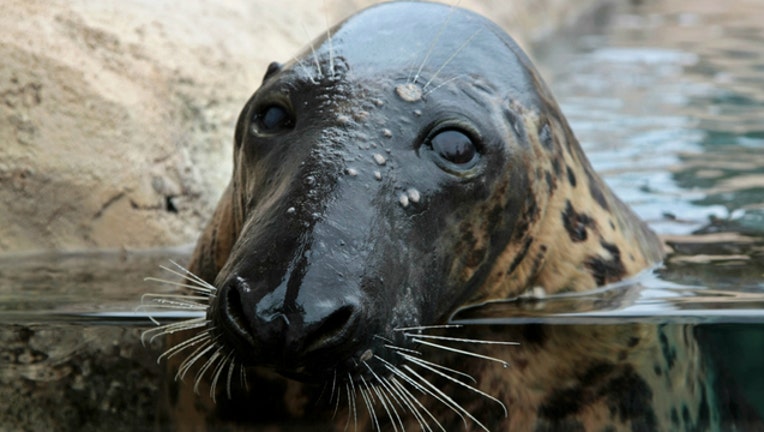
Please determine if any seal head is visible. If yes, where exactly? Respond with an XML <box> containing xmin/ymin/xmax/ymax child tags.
<box><xmin>189</xmin><ymin>1</ymin><xmax>662</xmax><ymax>387</ymax></box>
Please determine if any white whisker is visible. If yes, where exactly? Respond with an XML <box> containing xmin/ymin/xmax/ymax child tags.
<box><xmin>302</xmin><ymin>24</ymin><xmax>324</xmax><ymax>79</ymax></box>
<box><xmin>143</xmin><ymin>277</ymin><xmax>215</xmax><ymax>295</ymax></box>
<box><xmin>405</xmin><ymin>333</ymin><xmax>520</xmax><ymax>346</ymax></box>
<box><xmin>394</xmin><ymin>324</ymin><xmax>463</xmax><ymax>332</ymax></box>
<box><xmin>177</xmin><ymin>337</ymin><xmax>218</xmax><ymax>381</ymax></box>
<box><xmin>142</xmin><ymin>317</ymin><xmax>208</xmax><ymax>344</ymax></box>
<box><xmin>387</xmin><ymin>368</ymin><xmax>446</xmax><ymax>432</ymax></box>
<box><xmin>390</xmin><ymin>376</ymin><xmax>440</xmax><ymax>432</ymax></box>
<box><xmin>364</xmin><ymin>363</ymin><xmax>402</xmax><ymax>432</ymax></box>
<box><xmin>384</xmin><ymin>344</ymin><xmax>423</xmax><ymax>357</ymax></box>
<box><xmin>402</xmin><ymin>365</ymin><xmax>489</xmax><ymax>432</ymax></box>
<box><xmin>323</xmin><ymin>0</ymin><xmax>335</xmax><ymax>77</ymax></box>
<box><xmin>422</xmin><ymin>28</ymin><xmax>483</xmax><ymax>91</ymax></box>
<box><xmin>398</xmin><ymin>352</ymin><xmax>476</xmax><ymax>384</ymax></box>
<box><xmin>422</xmin><ymin>74</ymin><xmax>463</xmax><ymax>97</ymax></box>
<box><xmin>156</xmin><ymin>330</ymin><xmax>209</xmax><ymax>363</ymax></box>
<box><xmin>410</xmin><ymin>1</ymin><xmax>461</xmax><ymax>85</ymax></box>
<box><xmin>210</xmin><ymin>350</ymin><xmax>234</xmax><ymax>402</ymax></box>
<box><xmin>403</xmin><ymin>354</ymin><xmax>507</xmax><ymax>417</ymax></box>
<box><xmin>411</xmin><ymin>338</ymin><xmax>510</xmax><ymax>367</ymax></box>
<box><xmin>225</xmin><ymin>355</ymin><xmax>237</xmax><ymax>400</ymax></box>
<box><xmin>195</xmin><ymin>348</ymin><xmax>223</xmax><ymax>395</ymax></box>
<box><xmin>376</xmin><ymin>355</ymin><xmax>460</xmax><ymax>429</ymax></box>
<box><xmin>359</xmin><ymin>377</ymin><xmax>379</xmax><ymax>432</ymax></box>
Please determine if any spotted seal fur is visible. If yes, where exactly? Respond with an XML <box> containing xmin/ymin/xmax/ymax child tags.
<box><xmin>143</xmin><ymin>2</ymin><xmax>728</xmax><ymax>431</ymax></box>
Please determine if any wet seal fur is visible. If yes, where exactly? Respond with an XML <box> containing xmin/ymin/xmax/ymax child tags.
<box><xmin>147</xmin><ymin>2</ymin><xmax>730</xmax><ymax>431</ymax></box>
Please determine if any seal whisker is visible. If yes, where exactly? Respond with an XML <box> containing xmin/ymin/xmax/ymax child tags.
<box><xmin>194</xmin><ymin>348</ymin><xmax>223</xmax><ymax>395</ymax></box>
<box><xmin>209</xmin><ymin>350</ymin><xmax>234</xmax><ymax>402</ymax></box>
<box><xmin>176</xmin><ymin>337</ymin><xmax>219</xmax><ymax>381</ymax></box>
<box><xmin>343</xmin><ymin>381</ymin><xmax>353</xmax><ymax>432</ymax></box>
<box><xmin>388</xmin><ymin>377</ymin><xmax>432</xmax><ymax>432</ymax></box>
<box><xmin>301</xmin><ymin>24</ymin><xmax>324</xmax><ymax>80</ymax></box>
<box><xmin>422</xmin><ymin>27</ymin><xmax>483</xmax><ymax>91</ymax></box>
<box><xmin>139</xmin><ymin>293</ymin><xmax>209</xmax><ymax>309</ymax></box>
<box><xmin>362</xmin><ymin>372</ymin><xmax>395</xmax><ymax>432</ymax></box>
<box><xmin>322</xmin><ymin>0</ymin><xmax>335</xmax><ymax>77</ymax></box>
<box><xmin>156</xmin><ymin>330</ymin><xmax>209</xmax><ymax>362</ymax></box>
<box><xmin>396</xmin><ymin>352</ymin><xmax>476</xmax><ymax>384</ymax></box>
<box><xmin>421</xmin><ymin>74</ymin><xmax>463</xmax><ymax>97</ymax></box>
<box><xmin>240</xmin><ymin>364</ymin><xmax>249</xmax><ymax>393</ymax></box>
<box><xmin>225</xmin><ymin>353</ymin><xmax>237</xmax><ymax>400</ymax></box>
<box><xmin>402</xmin><ymin>354</ymin><xmax>508</xmax><ymax>418</ymax></box>
<box><xmin>141</xmin><ymin>317</ymin><xmax>207</xmax><ymax>344</ymax></box>
<box><xmin>410</xmin><ymin>338</ymin><xmax>510</xmax><ymax>367</ymax></box>
<box><xmin>364</xmin><ymin>364</ymin><xmax>403</xmax><ymax>432</ymax></box>
<box><xmin>143</xmin><ymin>277</ymin><xmax>215</xmax><ymax>295</ymax></box>
<box><xmin>390</xmin><ymin>376</ymin><xmax>444</xmax><ymax>432</ymax></box>
<box><xmin>410</xmin><ymin>0</ymin><xmax>461</xmax><ymax>85</ymax></box>
<box><xmin>402</xmin><ymin>365</ymin><xmax>489</xmax><ymax>432</ymax></box>
<box><xmin>404</xmin><ymin>333</ymin><xmax>520</xmax><ymax>346</ymax></box>
<box><xmin>159</xmin><ymin>261</ymin><xmax>217</xmax><ymax>293</ymax></box>
<box><xmin>359</xmin><ymin>377</ymin><xmax>380</xmax><ymax>432</ymax></box>
<box><xmin>394</xmin><ymin>324</ymin><xmax>463</xmax><ymax>332</ymax></box>
<box><xmin>376</xmin><ymin>355</ymin><xmax>460</xmax><ymax>430</ymax></box>
<box><xmin>384</xmin><ymin>343</ymin><xmax>423</xmax><ymax>357</ymax></box>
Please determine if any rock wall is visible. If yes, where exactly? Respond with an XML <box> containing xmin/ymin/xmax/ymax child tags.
<box><xmin>0</xmin><ymin>0</ymin><xmax>610</xmax><ymax>253</ymax></box>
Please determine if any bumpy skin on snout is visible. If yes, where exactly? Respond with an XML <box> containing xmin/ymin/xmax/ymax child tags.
<box><xmin>173</xmin><ymin>1</ymin><xmax>668</xmax><ymax>429</ymax></box>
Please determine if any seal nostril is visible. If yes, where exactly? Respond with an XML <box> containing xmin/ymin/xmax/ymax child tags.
<box><xmin>304</xmin><ymin>304</ymin><xmax>358</xmax><ymax>354</ymax></box>
<box><xmin>218</xmin><ymin>279</ymin><xmax>254</xmax><ymax>346</ymax></box>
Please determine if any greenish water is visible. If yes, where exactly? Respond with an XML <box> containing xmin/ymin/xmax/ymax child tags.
<box><xmin>2</xmin><ymin>0</ymin><xmax>764</xmax><ymax>430</ymax></box>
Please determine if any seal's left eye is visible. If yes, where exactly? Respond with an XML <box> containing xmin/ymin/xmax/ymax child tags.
<box><xmin>429</xmin><ymin>129</ymin><xmax>478</xmax><ymax>166</ymax></box>
<box><xmin>255</xmin><ymin>104</ymin><xmax>294</xmax><ymax>133</ymax></box>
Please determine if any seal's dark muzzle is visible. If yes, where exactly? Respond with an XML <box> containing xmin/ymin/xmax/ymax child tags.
<box><xmin>214</xmin><ymin>272</ymin><xmax>364</xmax><ymax>379</ymax></box>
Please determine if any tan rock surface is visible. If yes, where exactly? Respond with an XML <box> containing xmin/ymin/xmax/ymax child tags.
<box><xmin>0</xmin><ymin>0</ymin><xmax>608</xmax><ymax>253</ymax></box>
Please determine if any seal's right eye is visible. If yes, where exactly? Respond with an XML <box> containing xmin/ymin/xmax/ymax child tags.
<box><xmin>253</xmin><ymin>104</ymin><xmax>294</xmax><ymax>134</ymax></box>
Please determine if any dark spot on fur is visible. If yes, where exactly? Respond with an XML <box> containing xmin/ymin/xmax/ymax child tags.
<box><xmin>539</xmin><ymin>121</ymin><xmax>553</xmax><ymax>151</ymax></box>
<box><xmin>653</xmin><ymin>364</ymin><xmax>662</xmax><ymax>376</ymax></box>
<box><xmin>682</xmin><ymin>405</ymin><xmax>690</xmax><ymax>423</ymax></box>
<box><xmin>534</xmin><ymin>419</ymin><xmax>585</xmax><ymax>432</ymax></box>
<box><xmin>601</xmin><ymin>365</ymin><xmax>657</xmax><ymax>431</ymax></box>
<box><xmin>538</xmin><ymin>362</ymin><xmax>656</xmax><ymax>432</ymax></box>
<box><xmin>658</xmin><ymin>325</ymin><xmax>676</xmax><ymax>370</ymax></box>
<box><xmin>586</xmin><ymin>169</ymin><xmax>610</xmax><ymax>210</ymax></box>
<box><xmin>671</xmin><ymin>408</ymin><xmax>680</xmax><ymax>426</ymax></box>
<box><xmin>538</xmin><ymin>385</ymin><xmax>585</xmax><ymax>420</ymax></box>
<box><xmin>562</xmin><ymin>200</ymin><xmax>594</xmax><ymax>243</ymax></box>
<box><xmin>627</xmin><ymin>337</ymin><xmax>640</xmax><ymax>347</ymax></box>
<box><xmin>609</xmin><ymin>220</ymin><xmax>616</xmax><ymax>230</ymax></box>
<box><xmin>507</xmin><ymin>236</ymin><xmax>533</xmax><ymax>275</ymax></box>
<box><xmin>585</xmin><ymin>241</ymin><xmax>626</xmax><ymax>286</ymax></box>
<box><xmin>465</xmin><ymin>247</ymin><xmax>487</xmax><ymax>267</ymax></box>
<box><xmin>553</xmin><ymin>157</ymin><xmax>563</xmax><ymax>177</ymax></box>
<box><xmin>566</xmin><ymin>165</ymin><xmax>577</xmax><ymax>187</ymax></box>
<box><xmin>529</xmin><ymin>245</ymin><xmax>548</xmax><ymax>276</ymax></box>
<box><xmin>618</xmin><ymin>350</ymin><xmax>628</xmax><ymax>361</ymax></box>
<box><xmin>545</xmin><ymin>170</ymin><xmax>556</xmax><ymax>193</ymax></box>
<box><xmin>523</xmin><ymin>323</ymin><xmax>546</xmax><ymax>346</ymax></box>
<box><xmin>698</xmin><ymin>385</ymin><xmax>710</xmax><ymax>429</ymax></box>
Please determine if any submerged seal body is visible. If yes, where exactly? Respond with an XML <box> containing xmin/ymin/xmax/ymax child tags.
<box><xmin>152</xmin><ymin>2</ymin><xmax>726</xmax><ymax>431</ymax></box>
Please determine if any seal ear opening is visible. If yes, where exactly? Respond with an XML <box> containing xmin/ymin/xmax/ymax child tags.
<box><xmin>263</xmin><ymin>61</ymin><xmax>282</xmax><ymax>83</ymax></box>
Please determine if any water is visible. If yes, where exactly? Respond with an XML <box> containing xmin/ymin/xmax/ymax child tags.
<box><xmin>2</xmin><ymin>0</ymin><xmax>764</xmax><ymax>430</ymax></box>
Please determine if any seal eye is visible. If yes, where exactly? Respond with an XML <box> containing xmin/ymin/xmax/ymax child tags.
<box><xmin>429</xmin><ymin>129</ymin><xmax>478</xmax><ymax>166</ymax></box>
<box><xmin>254</xmin><ymin>104</ymin><xmax>294</xmax><ymax>133</ymax></box>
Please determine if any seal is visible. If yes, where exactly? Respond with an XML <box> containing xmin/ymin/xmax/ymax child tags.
<box><xmin>145</xmin><ymin>2</ymin><xmax>728</xmax><ymax>431</ymax></box>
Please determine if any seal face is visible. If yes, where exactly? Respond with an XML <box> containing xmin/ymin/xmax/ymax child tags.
<box><xmin>159</xmin><ymin>1</ymin><xmax>670</xmax><ymax>429</ymax></box>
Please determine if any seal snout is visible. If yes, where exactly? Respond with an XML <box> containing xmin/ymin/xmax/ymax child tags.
<box><xmin>215</xmin><ymin>274</ymin><xmax>366</xmax><ymax>376</ymax></box>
